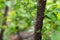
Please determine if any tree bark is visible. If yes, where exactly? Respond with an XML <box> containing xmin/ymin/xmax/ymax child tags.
<box><xmin>0</xmin><ymin>6</ymin><xmax>9</xmax><ymax>40</ymax></box>
<box><xmin>34</xmin><ymin>0</ymin><xmax>46</xmax><ymax>40</ymax></box>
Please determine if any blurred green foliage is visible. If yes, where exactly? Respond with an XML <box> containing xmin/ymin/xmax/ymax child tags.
<box><xmin>0</xmin><ymin>0</ymin><xmax>60</xmax><ymax>40</ymax></box>
<box><xmin>42</xmin><ymin>0</ymin><xmax>60</xmax><ymax>40</ymax></box>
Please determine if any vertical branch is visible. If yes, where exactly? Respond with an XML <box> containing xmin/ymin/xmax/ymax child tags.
<box><xmin>16</xmin><ymin>27</ymin><xmax>23</xmax><ymax>40</ymax></box>
<box><xmin>34</xmin><ymin>0</ymin><xmax>46</xmax><ymax>40</ymax></box>
<box><xmin>16</xmin><ymin>13</ymin><xmax>23</xmax><ymax>40</ymax></box>
<box><xmin>3</xmin><ymin>6</ymin><xmax>9</xmax><ymax>25</ymax></box>
<box><xmin>0</xmin><ymin>29</ymin><xmax>5</xmax><ymax>40</ymax></box>
<box><xmin>0</xmin><ymin>6</ymin><xmax>9</xmax><ymax>40</ymax></box>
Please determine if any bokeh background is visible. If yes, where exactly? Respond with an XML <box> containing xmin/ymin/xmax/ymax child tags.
<box><xmin>0</xmin><ymin>0</ymin><xmax>60</xmax><ymax>40</ymax></box>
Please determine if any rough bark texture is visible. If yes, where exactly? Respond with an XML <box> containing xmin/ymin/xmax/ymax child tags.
<box><xmin>34</xmin><ymin>0</ymin><xmax>46</xmax><ymax>40</ymax></box>
<box><xmin>0</xmin><ymin>6</ymin><xmax>9</xmax><ymax>40</ymax></box>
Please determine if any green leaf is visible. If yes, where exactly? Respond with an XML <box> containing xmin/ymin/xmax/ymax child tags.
<box><xmin>54</xmin><ymin>8</ymin><xmax>60</xmax><ymax>13</ymax></box>
<box><xmin>45</xmin><ymin>13</ymin><xmax>57</xmax><ymax>22</ymax></box>
<box><xmin>51</xmin><ymin>31</ymin><xmax>60</xmax><ymax>40</ymax></box>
